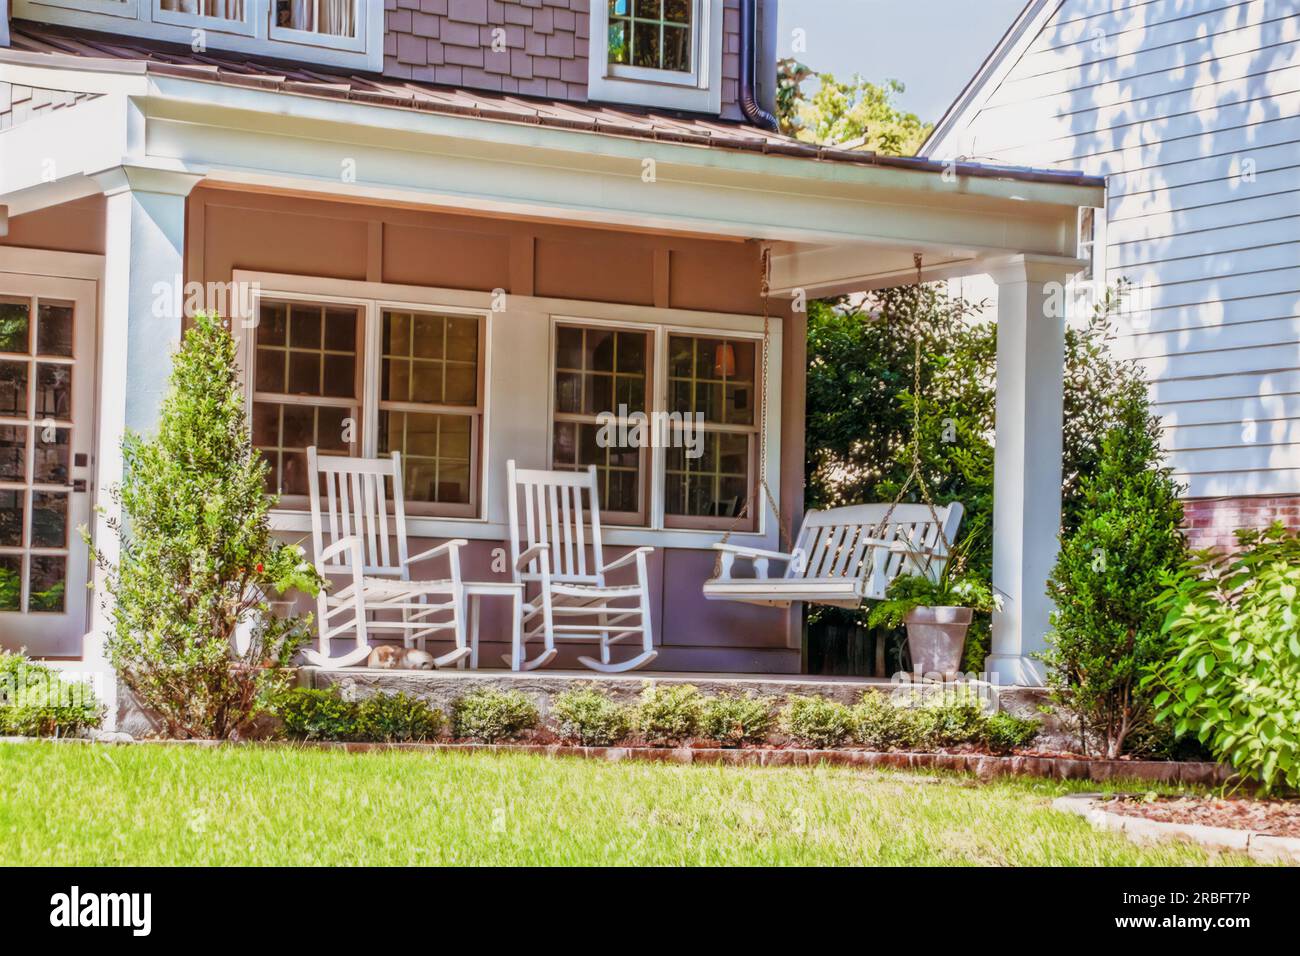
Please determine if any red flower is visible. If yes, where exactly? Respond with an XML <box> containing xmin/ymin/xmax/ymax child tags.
<box><xmin>255</xmin><ymin>563</ymin><xmax>264</xmax><ymax>574</ymax></box>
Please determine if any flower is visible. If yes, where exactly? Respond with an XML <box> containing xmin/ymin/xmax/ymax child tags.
<box><xmin>255</xmin><ymin>562</ymin><xmax>264</xmax><ymax>574</ymax></box>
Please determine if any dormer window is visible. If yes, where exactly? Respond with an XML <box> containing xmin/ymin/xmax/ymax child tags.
<box><xmin>14</xmin><ymin>0</ymin><xmax>382</xmax><ymax>69</ymax></box>
<box><xmin>590</xmin><ymin>0</ymin><xmax>723</xmax><ymax>113</ymax></box>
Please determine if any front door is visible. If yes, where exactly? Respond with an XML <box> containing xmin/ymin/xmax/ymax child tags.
<box><xmin>0</xmin><ymin>271</ymin><xmax>96</xmax><ymax>657</ymax></box>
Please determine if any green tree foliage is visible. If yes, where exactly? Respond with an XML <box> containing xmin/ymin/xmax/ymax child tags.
<box><xmin>89</xmin><ymin>313</ymin><xmax>322</xmax><ymax>740</ymax></box>
<box><xmin>1146</xmin><ymin>524</ymin><xmax>1300</xmax><ymax>793</ymax></box>
<box><xmin>1043</xmin><ymin>391</ymin><xmax>1187</xmax><ymax>759</ymax></box>
<box><xmin>776</xmin><ymin>59</ymin><xmax>932</xmax><ymax>155</ymax></box>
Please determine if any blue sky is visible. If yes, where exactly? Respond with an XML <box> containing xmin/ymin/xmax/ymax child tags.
<box><xmin>775</xmin><ymin>0</ymin><xmax>1027</xmax><ymax>124</ymax></box>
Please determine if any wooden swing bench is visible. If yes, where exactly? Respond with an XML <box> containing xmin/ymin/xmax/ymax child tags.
<box><xmin>703</xmin><ymin>502</ymin><xmax>964</xmax><ymax>609</ymax></box>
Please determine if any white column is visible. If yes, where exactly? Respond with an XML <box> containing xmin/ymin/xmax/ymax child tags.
<box><xmin>86</xmin><ymin>168</ymin><xmax>200</xmax><ymax>726</ymax></box>
<box><xmin>985</xmin><ymin>255</ymin><xmax>1079</xmax><ymax>687</ymax></box>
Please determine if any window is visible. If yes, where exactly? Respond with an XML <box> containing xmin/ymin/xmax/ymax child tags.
<box><xmin>378</xmin><ymin>311</ymin><xmax>480</xmax><ymax>516</ymax></box>
<box><xmin>16</xmin><ymin>0</ymin><xmax>381</xmax><ymax>68</ymax></box>
<box><xmin>251</xmin><ymin>301</ymin><xmax>361</xmax><ymax>498</ymax></box>
<box><xmin>552</xmin><ymin>324</ymin><xmax>650</xmax><ymax>524</ymax></box>
<box><xmin>248</xmin><ymin>298</ymin><xmax>484</xmax><ymax>517</ymax></box>
<box><xmin>589</xmin><ymin>0</ymin><xmax>724</xmax><ymax>113</ymax></box>
<box><xmin>608</xmin><ymin>0</ymin><xmax>693</xmax><ymax>73</ymax></box>
<box><xmin>664</xmin><ymin>334</ymin><xmax>757</xmax><ymax>529</ymax></box>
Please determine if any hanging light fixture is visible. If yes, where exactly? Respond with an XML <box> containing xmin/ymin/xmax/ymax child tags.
<box><xmin>713</xmin><ymin>341</ymin><xmax>736</xmax><ymax>377</ymax></box>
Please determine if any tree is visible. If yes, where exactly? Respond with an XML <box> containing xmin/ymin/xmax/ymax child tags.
<box><xmin>1043</xmin><ymin>391</ymin><xmax>1187</xmax><ymax>758</ymax></box>
<box><xmin>89</xmin><ymin>313</ymin><xmax>322</xmax><ymax>739</ymax></box>
<box><xmin>777</xmin><ymin>60</ymin><xmax>933</xmax><ymax>155</ymax></box>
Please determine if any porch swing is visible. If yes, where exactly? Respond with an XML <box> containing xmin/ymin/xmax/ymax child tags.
<box><xmin>702</xmin><ymin>251</ymin><xmax>965</xmax><ymax>609</ymax></box>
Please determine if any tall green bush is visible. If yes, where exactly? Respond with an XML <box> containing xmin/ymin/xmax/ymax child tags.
<box><xmin>0</xmin><ymin>651</ymin><xmax>102</xmax><ymax>737</ymax></box>
<box><xmin>1146</xmin><ymin>524</ymin><xmax>1300</xmax><ymax>793</ymax></box>
<box><xmin>88</xmin><ymin>313</ymin><xmax>322</xmax><ymax>740</ymax></box>
<box><xmin>1044</xmin><ymin>391</ymin><xmax>1186</xmax><ymax>758</ymax></box>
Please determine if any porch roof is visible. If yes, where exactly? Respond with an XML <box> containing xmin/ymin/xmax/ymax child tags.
<box><xmin>3</xmin><ymin>20</ymin><xmax>1101</xmax><ymax>189</ymax></box>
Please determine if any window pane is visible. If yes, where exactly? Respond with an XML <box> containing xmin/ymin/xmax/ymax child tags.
<box><xmin>662</xmin><ymin>25</ymin><xmax>690</xmax><ymax>71</ymax></box>
<box><xmin>0</xmin><ymin>426</ymin><xmax>26</xmax><ymax>482</ymax></box>
<box><xmin>160</xmin><ymin>1</ymin><xmax>246</xmax><ymax>20</ymax></box>
<box><xmin>0</xmin><ymin>361</ymin><xmax>27</xmax><ymax>417</ymax></box>
<box><xmin>0</xmin><ymin>488</ymin><xmax>23</xmax><ymax>547</ymax></box>
<box><xmin>0</xmin><ymin>555</ymin><xmax>20</xmax><ymax>611</ymax></box>
<box><xmin>36</xmin><ymin>364</ymin><xmax>72</xmax><ymax>420</ymax></box>
<box><xmin>259</xmin><ymin>302</ymin><xmax>287</xmax><ymax>345</ymax></box>
<box><xmin>0</xmin><ymin>299</ymin><xmax>30</xmax><ymax>354</ymax></box>
<box><xmin>665</xmin><ymin>432</ymin><xmax>752</xmax><ymax>519</ymax></box>
<box><xmin>34</xmin><ymin>428</ymin><xmax>70</xmax><ymax>484</ymax></box>
<box><xmin>382</xmin><ymin>311</ymin><xmax>479</xmax><ymax>408</ymax></box>
<box><xmin>668</xmin><ymin>335</ymin><xmax>756</xmax><ymax>426</ymax></box>
<box><xmin>28</xmin><ymin>555</ymin><xmax>66</xmax><ymax>613</ymax></box>
<box><xmin>612</xmin><ymin>0</ymin><xmax>692</xmax><ymax>72</ymax></box>
<box><xmin>254</xmin><ymin>402</ymin><xmax>358</xmax><ymax>496</ymax></box>
<box><xmin>289</xmin><ymin>305</ymin><xmax>322</xmax><ymax>349</ymax></box>
<box><xmin>378</xmin><ymin>411</ymin><xmax>473</xmax><ymax>506</ymax></box>
<box><xmin>632</xmin><ymin>21</ymin><xmax>660</xmax><ymax>67</ymax></box>
<box><xmin>31</xmin><ymin>491</ymin><xmax>67</xmax><ymax>548</ymax></box>
<box><xmin>276</xmin><ymin>0</ymin><xmax>357</xmax><ymax>37</ymax></box>
<box><xmin>36</xmin><ymin>303</ymin><xmax>74</xmax><ymax>357</ymax></box>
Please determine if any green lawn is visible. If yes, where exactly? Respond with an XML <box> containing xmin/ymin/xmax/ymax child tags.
<box><xmin>0</xmin><ymin>741</ymin><xmax>1251</xmax><ymax>866</ymax></box>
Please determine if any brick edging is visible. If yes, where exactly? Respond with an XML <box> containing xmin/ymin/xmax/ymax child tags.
<box><xmin>1053</xmin><ymin>794</ymin><xmax>1300</xmax><ymax>863</ymax></box>
<box><xmin>9</xmin><ymin>735</ymin><xmax>1232</xmax><ymax>785</ymax></box>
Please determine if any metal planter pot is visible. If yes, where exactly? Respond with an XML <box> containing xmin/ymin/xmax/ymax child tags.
<box><xmin>903</xmin><ymin>605</ymin><xmax>973</xmax><ymax>680</ymax></box>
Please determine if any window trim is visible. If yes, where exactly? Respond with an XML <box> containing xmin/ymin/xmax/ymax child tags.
<box><xmin>240</xmin><ymin>285</ymin><xmax>489</xmax><ymax>520</ymax></box>
<box><xmin>588</xmin><ymin>0</ymin><xmax>725</xmax><ymax>114</ymax></box>
<box><xmin>14</xmin><ymin>0</ymin><xmax>383</xmax><ymax>71</ymax></box>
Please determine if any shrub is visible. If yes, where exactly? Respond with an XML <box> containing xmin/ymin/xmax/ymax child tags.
<box><xmin>551</xmin><ymin>688</ymin><xmax>631</xmax><ymax>746</ymax></box>
<box><xmin>634</xmin><ymin>684</ymin><xmax>704</xmax><ymax>746</ymax></box>
<box><xmin>700</xmin><ymin>694</ymin><xmax>775</xmax><ymax>747</ymax></box>
<box><xmin>87</xmin><ymin>313</ymin><xmax>323</xmax><ymax>740</ymax></box>
<box><xmin>278</xmin><ymin>687</ymin><xmax>356</xmax><ymax>741</ymax></box>
<box><xmin>452</xmin><ymin>690</ymin><xmax>538</xmax><ymax>743</ymax></box>
<box><xmin>910</xmin><ymin>693</ymin><xmax>987</xmax><ymax>749</ymax></box>
<box><xmin>1146</xmin><ymin>523</ymin><xmax>1300</xmax><ymax>794</ymax></box>
<box><xmin>1043</xmin><ymin>386</ymin><xmax>1186</xmax><ymax>758</ymax></box>
<box><xmin>0</xmin><ymin>652</ymin><xmax>103</xmax><ymax>738</ymax></box>
<box><xmin>355</xmin><ymin>692</ymin><xmax>443</xmax><ymax>743</ymax></box>
<box><xmin>983</xmin><ymin>712</ymin><xmax>1040</xmax><ymax>754</ymax></box>
<box><xmin>850</xmin><ymin>692</ymin><xmax>915</xmax><ymax>750</ymax></box>
<box><xmin>779</xmin><ymin>695</ymin><xmax>854</xmax><ymax>749</ymax></box>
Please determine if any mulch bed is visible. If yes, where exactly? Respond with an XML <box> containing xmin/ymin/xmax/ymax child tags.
<box><xmin>1104</xmin><ymin>795</ymin><xmax>1300</xmax><ymax>837</ymax></box>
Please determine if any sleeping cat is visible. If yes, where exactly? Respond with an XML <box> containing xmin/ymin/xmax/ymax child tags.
<box><xmin>367</xmin><ymin>646</ymin><xmax>436</xmax><ymax>670</ymax></box>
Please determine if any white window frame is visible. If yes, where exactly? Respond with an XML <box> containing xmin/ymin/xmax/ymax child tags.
<box><xmin>14</xmin><ymin>0</ymin><xmax>383</xmax><ymax>71</ymax></box>
<box><xmin>235</xmin><ymin>278</ymin><xmax>491</xmax><ymax>520</ymax></box>
<box><xmin>588</xmin><ymin>0</ymin><xmax>725</xmax><ymax>114</ymax></box>
<box><xmin>547</xmin><ymin>314</ymin><xmax>767</xmax><ymax>534</ymax></box>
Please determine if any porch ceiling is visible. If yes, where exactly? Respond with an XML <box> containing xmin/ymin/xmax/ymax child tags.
<box><xmin>0</xmin><ymin>22</ymin><xmax>1104</xmax><ymax>292</ymax></box>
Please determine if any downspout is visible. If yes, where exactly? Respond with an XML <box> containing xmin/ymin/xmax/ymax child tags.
<box><xmin>738</xmin><ymin>0</ymin><xmax>779</xmax><ymax>132</ymax></box>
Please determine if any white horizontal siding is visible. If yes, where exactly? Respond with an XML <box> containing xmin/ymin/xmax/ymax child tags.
<box><xmin>952</xmin><ymin>0</ymin><xmax>1300</xmax><ymax>498</ymax></box>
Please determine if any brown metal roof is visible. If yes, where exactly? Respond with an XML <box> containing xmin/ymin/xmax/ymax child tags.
<box><xmin>4</xmin><ymin>20</ymin><xmax>1104</xmax><ymax>189</ymax></box>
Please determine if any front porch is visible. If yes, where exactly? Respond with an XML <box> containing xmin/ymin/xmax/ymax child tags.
<box><xmin>0</xmin><ymin>21</ymin><xmax>1104</xmax><ymax>695</ymax></box>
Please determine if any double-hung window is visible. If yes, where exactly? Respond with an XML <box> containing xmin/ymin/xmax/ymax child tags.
<box><xmin>249</xmin><ymin>298</ymin><xmax>485</xmax><ymax>518</ymax></box>
<box><xmin>16</xmin><ymin>1</ymin><xmax>381</xmax><ymax>69</ymax></box>
<box><xmin>550</xmin><ymin>322</ymin><xmax>763</xmax><ymax>533</ymax></box>
<box><xmin>589</xmin><ymin>0</ymin><xmax>725</xmax><ymax>113</ymax></box>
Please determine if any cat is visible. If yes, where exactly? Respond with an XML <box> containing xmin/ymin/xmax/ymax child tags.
<box><xmin>367</xmin><ymin>646</ymin><xmax>436</xmax><ymax>670</ymax></box>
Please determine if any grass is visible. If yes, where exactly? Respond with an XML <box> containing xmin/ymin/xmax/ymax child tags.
<box><xmin>0</xmin><ymin>741</ymin><xmax>1255</xmax><ymax>866</ymax></box>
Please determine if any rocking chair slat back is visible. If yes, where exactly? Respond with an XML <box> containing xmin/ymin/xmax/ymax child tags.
<box><xmin>308</xmin><ymin>448</ymin><xmax>411</xmax><ymax>579</ymax></box>
<box><xmin>507</xmin><ymin>461</ymin><xmax>606</xmax><ymax>585</ymax></box>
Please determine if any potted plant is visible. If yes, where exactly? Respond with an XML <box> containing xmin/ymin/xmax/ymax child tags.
<box><xmin>867</xmin><ymin>568</ymin><xmax>996</xmax><ymax>680</ymax></box>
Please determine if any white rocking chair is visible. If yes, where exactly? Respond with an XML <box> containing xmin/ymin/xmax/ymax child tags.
<box><xmin>304</xmin><ymin>447</ymin><xmax>470</xmax><ymax>669</ymax></box>
<box><xmin>703</xmin><ymin>502</ymin><xmax>964</xmax><ymax>609</ymax></box>
<box><xmin>506</xmin><ymin>461</ymin><xmax>658</xmax><ymax>673</ymax></box>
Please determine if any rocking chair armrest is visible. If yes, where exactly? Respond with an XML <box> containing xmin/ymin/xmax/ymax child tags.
<box><xmin>318</xmin><ymin>535</ymin><xmax>364</xmax><ymax>569</ymax></box>
<box><xmin>515</xmin><ymin>543</ymin><xmax>550</xmax><ymax>571</ymax></box>
<box><xmin>600</xmin><ymin>546</ymin><xmax>655</xmax><ymax>574</ymax></box>
<box><xmin>712</xmin><ymin>543</ymin><xmax>794</xmax><ymax>563</ymax></box>
<box><xmin>404</xmin><ymin>539</ymin><xmax>470</xmax><ymax>567</ymax></box>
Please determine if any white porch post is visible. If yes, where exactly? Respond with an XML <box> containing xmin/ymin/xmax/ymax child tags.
<box><xmin>985</xmin><ymin>254</ymin><xmax>1078</xmax><ymax>687</ymax></box>
<box><xmin>86</xmin><ymin>168</ymin><xmax>200</xmax><ymax>726</ymax></box>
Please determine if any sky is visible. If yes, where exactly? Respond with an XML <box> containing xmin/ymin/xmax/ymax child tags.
<box><xmin>775</xmin><ymin>0</ymin><xmax>1028</xmax><ymax>125</ymax></box>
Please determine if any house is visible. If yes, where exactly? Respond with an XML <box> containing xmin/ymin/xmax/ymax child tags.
<box><xmin>0</xmin><ymin>0</ymin><xmax>1100</xmax><ymax>694</ymax></box>
<box><xmin>922</xmin><ymin>0</ymin><xmax>1300</xmax><ymax>552</ymax></box>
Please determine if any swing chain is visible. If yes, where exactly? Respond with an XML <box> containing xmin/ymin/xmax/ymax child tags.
<box><xmin>873</xmin><ymin>253</ymin><xmax>955</xmax><ymax>568</ymax></box>
<box><xmin>711</xmin><ymin>246</ymin><xmax>792</xmax><ymax>579</ymax></box>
